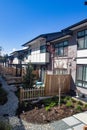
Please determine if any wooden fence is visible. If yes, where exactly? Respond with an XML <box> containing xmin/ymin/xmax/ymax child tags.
<box><xmin>0</xmin><ymin>65</ymin><xmax>39</xmax><ymax>85</ymax></box>
<box><xmin>0</xmin><ymin>66</ymin><xmax>17</xmax><ymax>76</ymax></box>
<box><xmin>45</xmin><ymin>74</ymin><xmax>71</xmax><ymax>96</ymax></box>
<box><xmin>20</xmin><ymin>87</ymin><xmax>45</xmax><ymax>102</ymax></box>
<box><xmin>19</xmin><ymin>74</ymin><xmax>71</xmax><ymax>102</ymax></box>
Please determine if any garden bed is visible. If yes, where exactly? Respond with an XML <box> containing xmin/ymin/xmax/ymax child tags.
<box><xmin>17</xmin><ymin>96</ymin><xmax>87</xmax><ymax>124</ymax></box>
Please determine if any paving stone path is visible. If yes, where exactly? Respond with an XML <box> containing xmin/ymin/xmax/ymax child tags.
<box><xmin>0</xmin><ymin>76</ymin><xmax>87</xmax><ymax>130</ymax></box>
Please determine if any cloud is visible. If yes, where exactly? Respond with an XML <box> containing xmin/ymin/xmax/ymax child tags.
<box><xmin>12</xmin><ymin>48</ymin><xmax>16</xmax><ymax>51</ymax></box>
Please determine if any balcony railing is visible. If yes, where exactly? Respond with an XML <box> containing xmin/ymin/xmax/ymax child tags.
<box><xmin>24</xmin><ymin>53</ymin><xmax>50</xmax><ymax>63</ymax></box>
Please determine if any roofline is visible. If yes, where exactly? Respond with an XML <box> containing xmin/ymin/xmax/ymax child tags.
<box><xmin>22</xmin><ymin>32</ymin><xmax>61</xmax><ymax>46</ymax></box>
<box><xmin>22</xmin><ymin>19</ymin><xmax>87</xmax><ymax>46</ymax></box>
<box><xmin>49</xmin><ymin>30</ymin><xmax>73</xmax><ymax>43</ymax></box>
<box><xmin>10</xmin><ymin>48</ymin><xmax>28</xmax><ymax>55</ymax></box>
<box><xmin>62</xmin><ymin>19</ymin><xmax>87</xmax><ymax>31</ymax></box>
<box><xmin>22</xmin><ymin>34</ymin><xmax>45</xmax><ymax>46</ymax></box>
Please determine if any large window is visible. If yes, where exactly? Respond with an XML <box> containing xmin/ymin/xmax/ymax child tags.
<box><xmin>77</xmin><ymin>29</ymin><xmax>87</xmax><ymax>49</ymax></box>
<box><xmin>40</xmin><ymin>45</ymin><xmax>47</xmax><ymax>53</ymax></box>
<box><xmin>76</xmin><ymin>65</ymin><xmax>87</xmax><ymax>88</ymax></box>
<box><xmin>55</xmin><ymin>41</ymin><xmax>68</xmax><ymax>56</ymax></box>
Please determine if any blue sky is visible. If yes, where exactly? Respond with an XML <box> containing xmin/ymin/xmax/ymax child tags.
<box><xmin>0</xmin><ymin>0</ymin><xmax>87</xmax><ymax>55</ymax></box>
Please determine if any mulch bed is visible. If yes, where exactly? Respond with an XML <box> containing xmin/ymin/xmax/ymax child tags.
<box><xmin>20</xmin><ymin>105</ymin><xmax>76</xmax><ymax>124</ymax></box>
<box><xmin>16</xmin><ymin>95</ymin><xmax>87</xmax><ymax>124</ymax></box>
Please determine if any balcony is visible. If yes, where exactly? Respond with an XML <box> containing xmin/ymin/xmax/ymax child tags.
<box><xmin>24</xmin><ymin>53</ymin><xmax>50</xmax><ymax>64</ymax></box>
<box><xmin>30</xmin><ymin>53</ymin><xmax>49</xmax><ymax>64</ymax></box>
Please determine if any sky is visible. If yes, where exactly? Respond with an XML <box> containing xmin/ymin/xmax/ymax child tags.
<box><xmin>0</xmin><ymin>0</ymin><xmax>87</xmax><ymax>55</ymax></box>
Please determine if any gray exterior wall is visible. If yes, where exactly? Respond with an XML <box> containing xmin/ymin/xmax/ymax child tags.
<box><xmin>51</xmin><ymin>25</ymin><xmax>87</xmax><ymax>93</ymax></box>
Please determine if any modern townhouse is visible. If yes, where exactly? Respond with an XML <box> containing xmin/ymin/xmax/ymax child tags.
<box><xmin>22</xmin><ymin>32</ymin><xmax>61</xmax><ymax>82</ymax></box>
<box><xmin>65</xmin><ymin>19</ymin><xmax>87</xmax><ymax>95</ymax></box>
<box><xmin>9</xmin><ymin>49</ymin><xmax>28</xmax><ymax>65</ymax></box>
<box><xmin>8</xmin><ymin>18</ymin><xmax>87</xmax><ymax>95</ymax></box>
<box><xmin>49</xmin><ymin>19</ymin><xmax>87</xmax><ymax>94</ymax></box>
<box><xmin>8</xmin><ymin>49</ymin><xmax>28</xmax><ymax>76</ymax></box>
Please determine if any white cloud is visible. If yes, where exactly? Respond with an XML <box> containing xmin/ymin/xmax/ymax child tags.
<box><xmin>12</xmin><ymin>48</ymin><xmax>16</xmax><ymax>52</ymax></box>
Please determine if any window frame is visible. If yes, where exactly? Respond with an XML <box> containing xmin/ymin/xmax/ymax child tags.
<box><xmin>76</xmin><ymin>64</ymin><xmax>87</xmax><ymax>89</ymax></box>
<box><xmin>55</xmin><ymin>40</ymin><xmax>68</xmax><ymax>56</ymax></box>
<box><xmin>77</xmin><ymin>29</ymin><xmax>87</xmax><ymax>50</ymax></box>
<box><xmin>40</xmin><ymin>45</ymin><xmax>47</xmax><ymax>53</ymax></box>
<box><xmin>28</xmin><ymin>49</ymin><xmax>32</xmax><ymax>55</ymax></box>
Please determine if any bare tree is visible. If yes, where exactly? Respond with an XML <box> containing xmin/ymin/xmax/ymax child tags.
<box><xmin>54</xmin><ymin>46</ymin><xmax>76</xmax><ymax>107</ymax></box>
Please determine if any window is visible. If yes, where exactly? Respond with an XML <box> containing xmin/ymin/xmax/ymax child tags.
<box><xmin>76</xmin><ymin>66</ymin><xmax>83</xmax><ymax>80</ymax></box>
<box><xmin>85</xmin><ymin>30</ymin><xmax>87</xmax><ymax>35</ymax></box>
<box><xmin>85</xmin><ymin>36</ymin><xmax>87</xmax><ymax>48</ymax></box>
<box><xmin>77</xmin><ymin>30</ymin><xmax>84</xmax><ymax>37</ymax></box>
<box><xmin>28</xmin><ymin>49</ymin><xmax>31</xmax><ymax>55</ymax></box>
<box><xmin>58</xmin><ymin>47</ymin><xmax>63</xmax><ymax>56</ymax></box>
<box><xmin>40</xmin><ymin>45</ymin><xmax>46</xmax><ymax>53</ymax></box>
<box><xmin>55</xmin><ymin>41</ymin><xmax>68</xmax><ymax>56</ymax></box>
<box><xmin>77</xmin><ymin>38</ymin><xmax>84</xmax><ymax>49</ymax></box>
<box><xmin>77</xmin><ymin>29</ymin><xmax>87</xmax><ymax>49</ymax></box>
<box><xmin>76</xmin><ymin>65</ymin><xmax>87</xmax><ymax>88</ymax></box>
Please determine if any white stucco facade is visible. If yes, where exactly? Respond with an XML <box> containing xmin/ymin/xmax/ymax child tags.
<box><xmin>12</xmin><ymin>57</ymin><xmax>19</xmax><ymax>64</ymax></box>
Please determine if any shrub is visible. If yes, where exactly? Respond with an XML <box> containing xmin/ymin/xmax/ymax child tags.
<box><xmin>75</xmin><ymin>105</ymin><xmax>82</xmax><ymax>112</ymax></box>
<box><xmin>45</xmin><ymin>102</ymin><xmax>56</xmax><ymax>111</ymax></box>
<box><xmin>0</xmin><ymin>121</ymin><xmax>11</xmax><ymax>130</ymax></box>
<box><xmin>22</xmin><ymin>63</ymin><xmax>35</xmax><ymax>89</ymax></box>
<box><xmin>60</xmin><ymin>98</ymin><xmax>65</xmax><ymax>104</ymax></box>
<box><xmin>43</xmin><ymin>98</ymin><xmax>52</xmax><ymax>106</ymax></box>
<box><xmin>45</xmin><ymin>106</ymin><xmax>51</xmax><ymax>111</ymax></box>
<box><xmin>77</xmin><ymin>101</ymin><xmax>83</xmax><ymax>106</ymax></box>
<box><xmin>71</xmin><ymin>98</ymin><xmax>76</xmax><ymax>103</ymax></box>
<box><xmin>64</xmin><ymin>96</ymin><xmax>71</xmax><ymax>103</ymax></box>
<box><xmin>66</xmin><ymin>100</ymin><xmax>73</xmax><ymax>107</ymax></box>
<box><xmin>84</xmin><ymin>104</ymin><xmax>87</xmax><ymax>108</ymax></box>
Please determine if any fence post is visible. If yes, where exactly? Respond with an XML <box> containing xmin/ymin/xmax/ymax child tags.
<box><xmin>20</xmin><ymin>86</ymin><xmax>23</xmax><ymax>104</ymax></box>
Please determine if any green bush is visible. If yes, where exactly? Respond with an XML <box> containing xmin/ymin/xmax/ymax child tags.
<box><xmin>45</xmin><ymin>102</ymin><xmax>56</xmax><ymax>111</ymax></box>
<box><xmin>0</xmin><ymin>121</ymin><xmax>11</xmax><ymax>130</ymax></box>
<box><xmin>43</xmin><ymin>98</ymin><xmax>52</xmax><ymax>106</ymax></box>
<box><xmin>60</xmin><ymin>97</ymin><xmax>66</xmax><ymax>104</ymax></box>
<box><xmin>66</xmin><ymin>100</ymin><xmax>73</xmax><ymax>107</ymax></box>
<box><xmin>77</xmin><ymin>101</ymin><xmax>83</xmax><ymax>106</ymax></box>
<box><xmin>45</xmin><ymin>106</ymin><xmax>51</xmax><ymax>111</ymax></box>
<box><xmin>71</xmin><ymin>98</ymin><xmax>77</xmax><ymax>103</ymax></box>
<box><xmin>22</xmin><ymin>63</ymin><xmax>35</xmax><ymax>89</ymax></box>
<box><xmin>84</xmin><ymin>104</ymin><xmax>87</xmax><ymax>108</ymax></box>
<box><xmin>75</xmin><ymin>105</ymin><xmax>82</xmax><ymax>112</ymax></box>
<box><xmin>64</xmin><ymin>96</ymin><xmax>71</xmax><ymax>103</ymax></box>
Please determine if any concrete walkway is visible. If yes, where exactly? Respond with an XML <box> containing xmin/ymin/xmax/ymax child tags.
<box><xmin>0</xmin><ymin>76</ymin><xmax>87</xmax><ymax>130</ymax></box>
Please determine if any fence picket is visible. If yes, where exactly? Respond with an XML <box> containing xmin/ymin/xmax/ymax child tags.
<box><xmin>20</xmin><ymin>87</ymin><xmax>45</xmax><ymax>101</ymax></box>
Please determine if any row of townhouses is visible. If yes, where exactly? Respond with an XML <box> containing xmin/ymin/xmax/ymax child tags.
<box><xmin>9</xmin><ymin>19</ymin><xmax>87</xmax><ymax>95</ymax></box>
